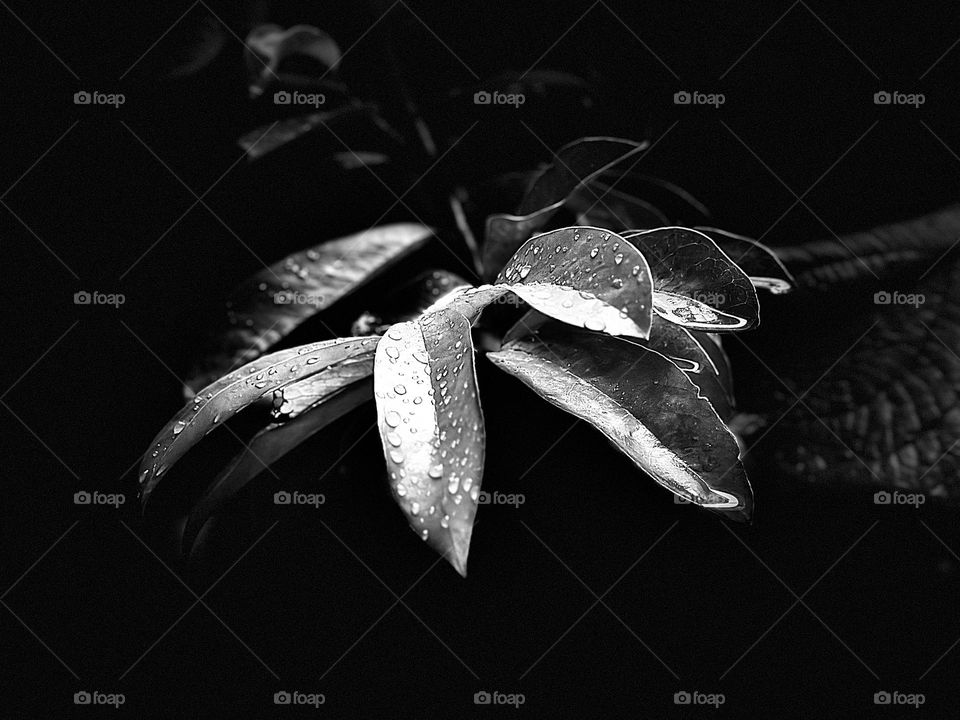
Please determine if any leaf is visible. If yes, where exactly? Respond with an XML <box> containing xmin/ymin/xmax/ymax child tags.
<box><xmin>496</xmin><ymin>226</ymin><xmax>654</xmax><ymax>338</ymax></box>
<box><xmin>351</xmin><ymin>270</ymin><xmax>471</xmax><ymax>336</ymax></box>
<box><xmin>375</xmin><ymin>309</ymin><xmax>485</xmax><ymax>576</ymax></box>
<box><xmin>753</xmin><ymin>253</ymin><xmax>960</xmax><ymax>500</ymax></box>
<box><xmin>594</xmin><ymin>171</ymin><xmax>712</xmax><ymax>219</ymax></box>
<box><xmin>623</xmin><ymin>227</ymin><xmax>760</xmax><ymax>330</ymax></box>
<box><xmin>639</xmin><ymin>316</ymin><xmax>735</xmax><ymax>420</ymax></box>
<box><xmin>160</xmin><ymin>12</ymin><xmax>225</xmax><ymax>79</ymax></box>
<box><xmin>773</xmin><ymin>204</ymin><xmax>960</xmax><ymax>289</ymax></box>
<box><xmin>566</xmin><ymin>180</ymin><xmax>669</xmax><ymax>231</ymax></box>
<box><xmin>238</xmin><ymin>104</ymin><xmax>376</xmax><ymax>160</ymax></box>
<box><xmin>186</xmin><ymin>223</ymin><xmax>433</xmax><ymax>395</ymax></box>
<box><xmin>140</xmin><ymin>337</ymin><xmax>380</xmax><ymax>507</ymax></box>
<box><xmin>482</xmin><ymin>137</ymin><xmax>648</xmax><ymax>277</ymax></box>
<box><xmin>695</xmin><ymin>227</ymin><xmax>794</xmax><ymax>294</ymax></box>
<box><xmin>332</xmin><ymin>151</ymin><xmax>389</xmax><ymax>170</ymax></box>
<box><xmin>245</xmin><ymin>24</ymin><xmax>342</xmax><ymax>98</ymax></box>
<box><xmin>181</xmin><ymin>368</ymin><xmax>375</xmax><ymax>555</ymax></box>
<box><xmin>488</xmin><ymin>320</ymin><xmax>752</xmax><ymax>518</ymax></box>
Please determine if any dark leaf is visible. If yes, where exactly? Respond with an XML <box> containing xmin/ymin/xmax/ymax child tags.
<box><xmin>774</xmin><ymin>204</ymin><xmax>960</xmax><ymax>289</ymax></box>
<box><xmin>488</xmin><ymin>319</ymin><xmax>752</xmax><ymax>518</ymax></box>
<box><xmin>187</xmin><ymin>223</ymin><xmax>432</xmax><ymax>395</ymax></box>
<box><xmin>375</xmin><ymin>309</ymin><xmax>485</xmax><ymax>575</ymax></box>
<box><xmin>624</xmin><ymin>227</ymin><xmax>759</xmax><ymax>330</ymax></box>
<box><xmin>482</xmin><ymin>137</ymin><xmax>648</xmax><ymax>277</ymax></box>
<box><xmin>140</xmin><ymin>337</ymin><xmax>380</xmax><ymax>507</ymax></box>
<box><xmin>639</xmin><ymin>316</ymin><xmax>735</xmax><ymax>420</ymax></box>
<box><xmin>695</xmin><ymin>227</ymin><xmax>794</xmax><ymax>294</ymax></box>
<box><xmin>238</xmin><ymin>104</ymin><xmax>377</xmax><ymax>160</ymax></box>
<box><xmin>245</xmin><ymin>23</ymin><xmax>342</xmax><ymax>98</ymax></box>
<box><xmin>566</xmin><ymin>180</ymin><xmax>669</xmax><ymax>231</ymax></box>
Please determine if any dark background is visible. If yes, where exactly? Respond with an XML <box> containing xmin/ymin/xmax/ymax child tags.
<box><xmin>3</xmin><ymin>0</ymin><xmax>960</xmax><ymax>717</ymax></box>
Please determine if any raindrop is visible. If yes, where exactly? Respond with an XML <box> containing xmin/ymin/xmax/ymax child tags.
<box><xmin>394</xmin><ymin>384</ymin><xmax>407</xmax><ymax>395</ymax></box>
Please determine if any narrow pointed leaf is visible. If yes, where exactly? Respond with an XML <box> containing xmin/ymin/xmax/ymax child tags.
<box><xmin>695</xmin><ymin>227</ymin><xmax>794</xmax><ymax>294</ymax></box>
<box><xmin>182</xmin><ymin>371</ymin><xmax>374</xmax><ymax>555</ymax></box>
<box><xmin>187</xmin><ymin>223</ymin><xmax>432</xmax><ymax>394</ymax></box>
<box><xmin>624</xmin><ymin>227</ymin><xmax>759</xmax><ymax>330</ymax></box>
<box><xmin>140</xmin><ymin>337</ymin><xmax>380</xmax><ymax>507</ymax></box>
<box><xmin>482</xmin><ymin>137</ymin><xmax>647</xmax><ymax>277</ymax></box>
<box><xmin>488</xmin><ymin>320</ymin><xmax>752</xmax><ymax>518</ymax></box>
<box><xmin>374</xmin><ymin>309</ymin><xmax>485</xmax><ymax>575</ymax></box>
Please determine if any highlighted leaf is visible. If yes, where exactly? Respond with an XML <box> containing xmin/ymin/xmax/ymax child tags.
<box><xmin>497</xmin><ymin>226</ymin><xmax>653</xmax><ymax>338</ymax></box>
<box><xmin>375</xmin><ymin>309</ymin><xmax>485</xmax><ymax>576</ymax></box>
<box><xmin>140</xmin><ymin>337</ymin><xmax>380</xmax><ymax>507</ymax></box>
<box><xmin>488</xmin><ymin>319</ymin><xmax>752</xmax><ymax>519</ymax></box>
<box><xmin>187</xmin><ymin>223</ymin><xmax>432</xmax><ymax>395</ymax></box>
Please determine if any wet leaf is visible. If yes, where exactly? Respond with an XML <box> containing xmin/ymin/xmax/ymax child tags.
<box><xmin>695</xmin><ymin>227</ymin><xmax>794</xmax><ymax>294</ymax></box>
<box><xmin>187</xmin><ymin>223</ymin><xmax>433</xmax><ymax>394</ymax></box>
<box><xmin>488</xmin><ymin>319</ymin><xmax>752</xmax><ymax>518</ymax></box>
<box><xmin>623</xmin><ymin>227</ymin><xmax>759</xmax><ymax>330</ymax></box>
<box><xmin>245</xmin><ymin>24</ymin><xmax>342</xmax><ymax>98</ymax></box>
<box><xmin>140</xmin><ymin>337</ymin><xmax>380</xmax><ymax>507</ymax></box>
<box><xmin>482</xmin><ymin>137</ymin><xmax>647</xmax><ymax>277</ymax></box>
<box><xmin>374</xmin><ymin>309</ymin><xmax>485</xmax><ymax>576</ymax></box>
<box><xmin>181</xmin><ymin>366</ymin><xmax>375</xmax><ymax>555</ymax></box>
<box><xmin>497</xmin><ymin>226</ymin><xmax>653</xmax><ymax>338</ymax></box>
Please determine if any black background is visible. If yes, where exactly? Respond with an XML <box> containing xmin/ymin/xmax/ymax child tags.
<box><xmin>3</xmin><ymin>0</ymin><xmax>960</xmax><ymax>717</ymax></box>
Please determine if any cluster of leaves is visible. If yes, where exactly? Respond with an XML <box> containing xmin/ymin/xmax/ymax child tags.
<box><xmin>139</xmin><ymin>133</ymin><xmax>795</xmax><ymax>576</ymax></box>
